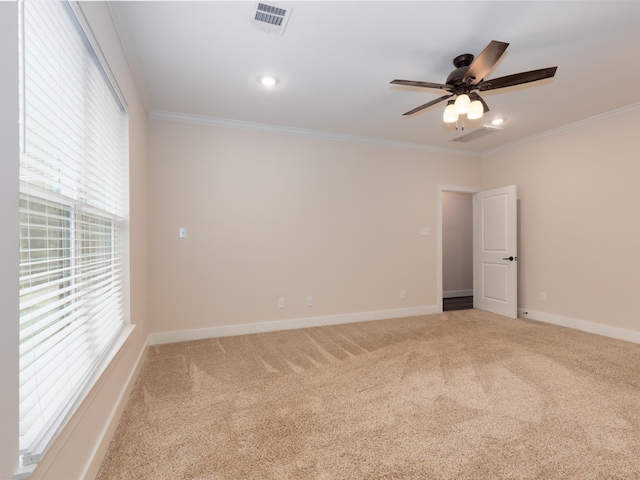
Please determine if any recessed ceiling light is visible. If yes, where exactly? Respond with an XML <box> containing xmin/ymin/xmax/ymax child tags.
<box><xmin>259</xmin><ymin>75</ymin><xmax>277</xmax><ymax>87</ymax></box>
<box><xmin>491</xmin><ymin>118</ymin><xmax>505</xmax><ymax>126</ymax></box>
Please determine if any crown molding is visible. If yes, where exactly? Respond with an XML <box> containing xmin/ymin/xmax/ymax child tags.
<box><xmin>147</xmin><ymin>102</ymin><xmax>640</xmax><ymax>159</ymax></box>
<box><xmin>148</xmin><ymin>110</ymin><xmax>481</xmax><ymax>158</ymax></box>
<box><xmin>483</xmin><ymin>102</ymin><xmax>640</xmax><ymax>157</ymax></box>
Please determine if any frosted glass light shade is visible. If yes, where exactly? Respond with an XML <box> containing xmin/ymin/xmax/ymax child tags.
<box><xmin>443</xmin><ymin>103</ymin><xmax>458</xmax><ymax>123</ymax></box>
<box><xmin>467</xmin><ymin>100</ymin><xmax>484</xmax><ymax>120</ymax></box>
<box><xmin>454</xmin><ymin>94</ymin><xmax>470</xmax><ymax>114</ymax></box>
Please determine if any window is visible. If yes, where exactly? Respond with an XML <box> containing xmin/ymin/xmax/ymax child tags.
<box><xmin>18</xmin><ymin>0</ymin><xmax>128</xmax><ymax>466</ymax></box>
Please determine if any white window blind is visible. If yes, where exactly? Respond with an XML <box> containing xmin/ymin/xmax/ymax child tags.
<box><xmin>18</xmin><ymin>0</ymin><xmax>128</xmax><ymax>465</ymax></box>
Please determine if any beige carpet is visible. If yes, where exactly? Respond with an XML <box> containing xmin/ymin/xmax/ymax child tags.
<box><xmin>97</xmin><ymin>310</ymin><xmax>640</xmax><ymax>479</ymax></box>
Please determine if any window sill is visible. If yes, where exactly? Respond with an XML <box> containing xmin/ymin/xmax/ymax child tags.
<box><xmin>14</xmin><ymin>324</ymin><xmax>136</xmax><ymax>480</ymax></box>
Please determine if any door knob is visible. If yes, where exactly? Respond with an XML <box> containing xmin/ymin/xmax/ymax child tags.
<box><xmin>502</xmin><ymin>256</ymin><xmax>517</xmax><ymax>261</ymax></box>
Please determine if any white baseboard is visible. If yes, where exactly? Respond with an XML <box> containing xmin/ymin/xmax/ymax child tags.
<box><xmin>518</xmin><ymin>308</ymin><xmax>640</xmax><ymax>345</ymax></box>
<box><xmin>443</xmin><ymin>290</ymin><xmax>473</xmax><ymax>299</ymax></box>
<box><xmin>149</xmin><ymin>305</ymin><xmax>440</xmax><ymax>346</ymax></box>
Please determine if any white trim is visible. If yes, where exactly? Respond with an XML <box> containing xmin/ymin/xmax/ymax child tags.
<box><xmin>484</xmin><ymin>102</ymin><xmax>640</xmax><ymax>157</ymax></box>
<box><xmin>148</xmin><ymin>101</ymin><xmax>640</xmax><ymax>162</ymax></box>
<box><xmin>81</xmin><ymin>335</ymin><xmax>149</xmax><ymax>480</ymax></box>
<box><xmin>443</xmin><ymin>290</ymin><xmax>473</xmax><ymax>299</ymax></box>
<box><xmin>518</xmin><ymin>308</ymin><xmax>640</xmax><ymax>345</ymax></box>
<box><xmin>148</xmin><ymin>110</ymin><xmax>481</xmax><ymax>158</ymax></box>
<box><xmin>69</xmin><ymin>2</ymin><xmax>128</xmax><ymax>111</ymax></box>
<box><xmin>14</xmin><ymin>326</ymin><xmax>137</xmax><ymax>479</ymax></box>
<box><xmin>149</xmin><ymin>306</ymin><xmax>439</xmax><ymax>346</ymax></box>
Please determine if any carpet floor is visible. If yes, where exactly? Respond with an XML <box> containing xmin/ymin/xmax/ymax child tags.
<box><xmin>97</xmin><ymin>310</ymin><xmax>640</xmax><ymax>479</ymax></box>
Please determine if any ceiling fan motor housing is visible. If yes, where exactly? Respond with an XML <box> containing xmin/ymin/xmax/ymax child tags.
<box><xmin>446</xmin><ymin>53</ymin><xmax>475</xmax><ymax>87</ymax></box>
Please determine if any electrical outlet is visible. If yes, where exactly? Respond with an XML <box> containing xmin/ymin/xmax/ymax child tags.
<box><xmin>278</xmin><ymin>298</ymin><xmax>285</xmax><ymax>308</ymax></box>
<box><xmin>539</xmin><ymin>292</ymin><xmax>547</xmax><ymax>302</ymax></box>
<box><xmin>401</xmin><ymin>290</ymin><xmax>406</xmax><ymax>299</ymax></box>
<box><xmin>306</xmin><ymin>296</ymin><xmax>313</xmax><ymax>307</ymax></box>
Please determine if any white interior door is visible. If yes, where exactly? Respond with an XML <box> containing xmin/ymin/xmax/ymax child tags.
<box><xmin>473</xmin><ymin>185</ymin><xmax>518</xmax><ymax>318</ymax></box>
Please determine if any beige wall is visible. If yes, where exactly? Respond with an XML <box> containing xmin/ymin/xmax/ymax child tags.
<box><xmin>442</xmin><ymin>192</ymin><xmax>473</xmax><ymax>296</ymax></box>
<box><xmin>148</xmin><ymin>119</ymin><xmax>482</xmax><ymax>335</ymax></box>
<box><xmin>482</xmin><ymin>108</ymin><xmax>640</xmax><ymax>332</ymax></box>
<box><xmin>0</xmin><ymin>2</ymin><xmax>150</xmax><ymax>479</ymax></box>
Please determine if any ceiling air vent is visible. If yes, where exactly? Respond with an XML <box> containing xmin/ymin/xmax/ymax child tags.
<box><xmin>451</xmin><ymin>125</ymin><xmax>502</xmax><ymax>143</ymax></box>
<box><xmin>250</xmin><ymin>2</ymin><xmax>292</xmax><ymax>35</ymax></box>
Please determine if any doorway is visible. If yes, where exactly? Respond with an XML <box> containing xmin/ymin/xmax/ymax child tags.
<box><xmin>437</xmin><ymin>184</ymin><xmax>519</xmax><ymax>318</ymax></box>
<box><xmin>442</xmin><ymin>191</ymin><xmax>474</xmax><ymax>311</ymax></box>
<box><xmin>437</xmin><ymin>185</ymin><xmax>479</xmax><ymax>312</ymax></box>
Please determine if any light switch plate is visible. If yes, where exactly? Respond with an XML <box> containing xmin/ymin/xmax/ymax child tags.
<box><xmin>420</xmin><ymin>227</ymin><xmax>431</xmax><ymax>236</ymax></box>
<box><xmin>179</xmin><ymin>227</ymin><xmax>187</xmax><ymax>238</ymax></box>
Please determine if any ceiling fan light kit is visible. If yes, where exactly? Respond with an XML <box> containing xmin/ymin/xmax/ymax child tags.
<box><xmin>443</xmin><ymin>101</ymin><xmax>458</xmax><ymax>123</ymax></box>
<box><xmin>445</xmin><ymin>94</ymin><xmax>484</xmax><ymax>123</ymax></box>
<box><xmin>391</xmin><ymin>40</ymin><xmax>557</xmax><ymax>128</ymax></box>
<box><xmin>467</xmin><ymin>100</ymin><xmax>484</xmax><ymax>120</ymax></box>
<box><xmin>454</xmin><ymin>93</ymin><xmax>470</xmax><ymax>115</ymax></box>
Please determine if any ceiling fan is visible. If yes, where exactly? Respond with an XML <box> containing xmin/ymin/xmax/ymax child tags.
<box><xmin>391</xmin><ymin>40</ymin><xmax>557</xmax><ymax>122</ymax></box>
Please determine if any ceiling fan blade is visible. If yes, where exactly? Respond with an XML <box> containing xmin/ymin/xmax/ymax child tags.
<box><xmin>463</xmin><ymin>40</ymin><xmax>509</xmax><ymax>84</ymax></box>
<box><xmin>478</xmin><ymin>67</ymin><xmax>558</xmax><ymax>91</ymax></box>
<box><xmin>391</xmin><ymin>79</ymin><xmax>452</xmax><ymax>91</ymax></box>
<box><xmin>469</xmin><ymin>92</ymin><xmax>489</xmax><ymax>113</ymax></box>
<box><xmin>402</xmin><ymin>94</ymin><xmax>453</xmax><ymax>116</ymax></box>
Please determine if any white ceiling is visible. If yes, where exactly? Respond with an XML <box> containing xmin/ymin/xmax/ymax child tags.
<box><xmin>109</xmin><ymin>1</ymin><xmax>640</xmax><ymax>154</ymax></box>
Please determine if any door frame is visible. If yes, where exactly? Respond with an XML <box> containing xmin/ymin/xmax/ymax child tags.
<box><xmin>437</xmin><ymin>185</ymin><xmax>480</xmax><ymax>312</ymax></box>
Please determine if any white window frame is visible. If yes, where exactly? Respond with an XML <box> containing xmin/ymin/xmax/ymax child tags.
<box><xmin>16</xmin><ymin>1</ymin><xmax>133</xmax><ymax>476</ymax></box>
